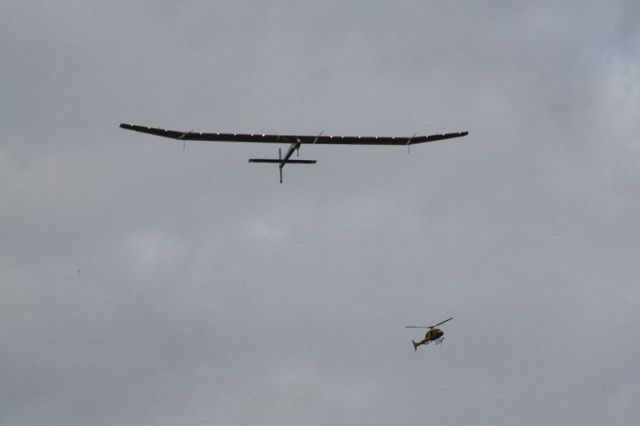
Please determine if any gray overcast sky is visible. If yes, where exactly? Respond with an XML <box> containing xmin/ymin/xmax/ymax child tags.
<box><xmin>1</xmin><ymin>1</ymin><xmax>639</xmax><ymax>424</ymax></box>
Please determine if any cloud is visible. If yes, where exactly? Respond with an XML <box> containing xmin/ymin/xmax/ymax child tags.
<box><xmin>1</xmin><ymin>1</ymin><xmax>639</xmax><ymax>425</ymax></box>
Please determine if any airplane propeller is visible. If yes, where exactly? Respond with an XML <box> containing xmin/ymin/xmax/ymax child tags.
<box><xmin>405</xmin><ymin>317</ymin><xmax>453</xmax><ymax>329</ymax></box>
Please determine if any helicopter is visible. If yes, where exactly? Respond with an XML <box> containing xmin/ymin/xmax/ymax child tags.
<box><xmin>405</xmin><ymin>317</ymin><xmax>453</xmax><ymax>351</ymax></box>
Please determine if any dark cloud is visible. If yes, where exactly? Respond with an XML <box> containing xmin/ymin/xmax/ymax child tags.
<box><xmin>1</xmin><ymin>1</ymin><xmax>638</xmax><ymax>424</ymax></box>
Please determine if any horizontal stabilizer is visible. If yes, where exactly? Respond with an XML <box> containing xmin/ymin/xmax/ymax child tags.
<box><xmin>249</xmin><ymin>159</ymin><xmax>317</xmax><ymax>164</ymax></box>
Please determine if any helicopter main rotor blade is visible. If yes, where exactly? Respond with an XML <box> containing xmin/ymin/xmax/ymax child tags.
<box><xmin>431</xmin><ymin>317</ymin><xmax>454</xmax><ymax>328</ymax></box>
<box><xmin>404</xmin><ymin>326</ymin><xmax>430</xmax><ymax>329</ymax></box>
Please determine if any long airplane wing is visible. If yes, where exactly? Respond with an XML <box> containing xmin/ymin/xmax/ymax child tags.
<box><xmin>119</xmin><ymin>123</ymin><xmax>469</xmax><ymax>182</ymax></box>
<box><xmin>119</xmin><ymin>123</ymin><xmax>468</xmax><ymax>146</ymax></box>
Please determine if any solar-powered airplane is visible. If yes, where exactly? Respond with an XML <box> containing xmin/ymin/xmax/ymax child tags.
<box><xmin>120</xmin><ymin>123</ymin><xmax>469</xmax><ymax>183</ymax></box>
